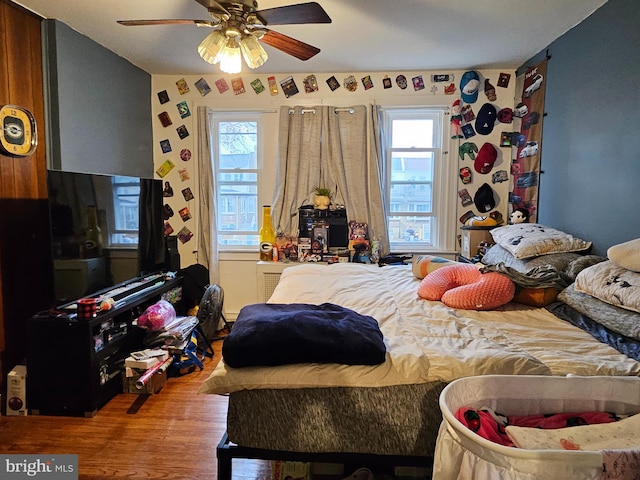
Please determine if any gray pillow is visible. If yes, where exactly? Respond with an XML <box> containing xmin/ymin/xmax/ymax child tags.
<box><xmin>481</xmin><ymin>244</ymin><xmax>584</xmax><ymax>274</ymax></box>
<box><xmin>566</xmin><ymin>255</ymin><xmax>607</xmax><ymax>281</ymax></box>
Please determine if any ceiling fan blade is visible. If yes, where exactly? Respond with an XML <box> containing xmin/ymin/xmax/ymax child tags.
<box><xmin>260</xmin><ymin>29</ymin><xmax>320</xmax><ymax>61</ymax></box>
<box><xmin>193</xmin><ymin>0</ymin><xmax>230</xmax><ymax>16</ymax></box>
<box><xmin>117</xmin><ymin>19</ymin><xmax>216</xmax><ymax>27</ymax></box>
<box><xmin>256</xmin><ymin>2</ymin><xmax>331</xmax><ymax>26</ymax></box>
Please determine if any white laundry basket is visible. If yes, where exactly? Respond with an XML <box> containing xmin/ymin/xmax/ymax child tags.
<box><xmin>433</xmin><ymin>375</ymin><xmax>640</xmax><ymax>480</ymax></box>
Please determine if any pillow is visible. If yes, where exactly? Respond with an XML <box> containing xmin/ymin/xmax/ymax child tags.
<box><xmin>490</xmin><ymin>223</ymin><xmax>591</xmax><ymax>259</ymax></box>
<box><xmin>481</xmin><ymin>244</ymin><xmax>584</xmax><ymax>275</ymax></box>
<box><xmin>574</xmin><ymin>260</ymin><xmax>640</xmax><ymax>314</ymax></box>
<box><xmin>559</xmin><ymin>283</ymin><xmax>640</xmax><ymax>339</ymax></box>
<box><xmin>506</xmin><ymin>412</ymin><xmax>640</xmax><ymax>450</ymax></box>
<box><xmin>565</xmin><ymin>255</ymin><xmax>607</xmax><ymax>280</ymax></box>
<box><xmin>608</xmin><ymin>238</ymin><xmax>640</xmax><ymax>272</ymax></box>
<box><xmin>418</xmin><ymin>263</ymin><xmax>515</xmax><ymax>310</ymax></box>
<box><xmin>512</xmin><ymin>287</ymin><xmax>559</xmax><ymax>307</ymax></box>
<box><xmin>412</xmin><ymin>255</ymin><xmax>459</xmax><ymax>279</ymax></box>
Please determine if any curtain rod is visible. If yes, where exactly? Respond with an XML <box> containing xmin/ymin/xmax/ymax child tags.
<box><xmin>206</xmin><ymin>108</ymin><xmax>278</xmax><ymax>113</ymax></box>
<box><xmin>288</xmin><ymin>107</ymin><xmax>355</xmax><ymax>115</ymax></box>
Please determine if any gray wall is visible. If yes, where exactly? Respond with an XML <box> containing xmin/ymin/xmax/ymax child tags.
<box><xmin>520</xmin><ymin>0</ymin><xmax>640</xmax><ymax>256</ymax></box>
<box><xmin>44</xmin><ymin>20</ymin><xmax>153</xmax><ymax>178</ymax></box>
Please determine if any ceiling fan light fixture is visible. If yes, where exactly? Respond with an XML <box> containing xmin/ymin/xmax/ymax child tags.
<box><xmin>122</xmin><ymin>1</ymin><xmax>331</xmax><ymax>73</ymax></box>
<box><xmin>218</xmin><ymin>38</ymin><xmax>242</xmax><ymax>74</ymax></box>
<box><xmin>197</xmin><ymin>30</ymin><xmax>227</xmax><ymax>64</ymax></box>
<box><xmin>240</xmin><ymin>34</ymin><xmax>268</xmax><ymax>69</ymax></box>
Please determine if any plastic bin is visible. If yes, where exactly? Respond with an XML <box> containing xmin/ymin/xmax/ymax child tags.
<box><xmin>433</xmin><ymin>375</ymin><xmax>640</xmax><ymax>480</ymax></box>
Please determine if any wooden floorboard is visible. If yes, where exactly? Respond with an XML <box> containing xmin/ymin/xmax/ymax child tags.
<box><xmin>0</xmin><ymin>340</ymin><xmax>272</xmax><ymax>480</ymax></box>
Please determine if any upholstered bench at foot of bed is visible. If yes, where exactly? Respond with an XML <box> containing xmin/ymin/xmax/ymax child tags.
<box><xmin>418</xmin><ymin>263</ymin><xmax>515</xmax><ymax>310</ymax></box>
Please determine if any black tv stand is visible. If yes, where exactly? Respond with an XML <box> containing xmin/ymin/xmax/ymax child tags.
<box><xmin>27</xmin><ymin>273</ymin><xmax>182</xmax><ymax>417</ymax></box>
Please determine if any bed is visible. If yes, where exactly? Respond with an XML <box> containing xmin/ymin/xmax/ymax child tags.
<box><xmin>199</xmin><ymin>226</ymin><xmax>640</xmax><ymax>479</ymax></box>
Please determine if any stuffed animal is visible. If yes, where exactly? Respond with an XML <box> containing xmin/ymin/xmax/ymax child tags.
<box><xmin>451</xmin><ymin>99</ymin><xmax>463</xmax><ymax>139</ymax></box>
<box><xmin>510</xmin><ymin>207</ymin><xmax>530</xmax><ymax>224</ymax></box>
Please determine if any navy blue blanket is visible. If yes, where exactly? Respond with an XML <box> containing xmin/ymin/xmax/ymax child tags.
<box><xmin>222</xmin><ymin>303</ymin><xmax>386</xmax><ymax>368</ymax></box>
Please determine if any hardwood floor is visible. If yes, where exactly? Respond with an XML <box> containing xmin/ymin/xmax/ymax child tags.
<box><xmin>0</xmin><ymin>342</ymin><xmax>271</xmax><ymax>480</ymax></box>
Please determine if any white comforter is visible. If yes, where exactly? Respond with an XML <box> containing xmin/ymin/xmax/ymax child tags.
<box><xmin>199</xmin><ymin>263</ymin><xmax>640</xmax><ymax>395</ymax></box>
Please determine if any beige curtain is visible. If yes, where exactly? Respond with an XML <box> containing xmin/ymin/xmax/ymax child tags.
<box><xmin>273</xmin><ymin>105</ymin><xmax>389</xmax><ymax>255</ymax></box>
<box><xmin>272</xmin><ymin>106</ymin><xmax>324</xmax><ymax>236</ymax></box>
<box><xmin>196</xmin><ymin>106</ymin><xmax>219</xmax><ymax>284</ymax></box>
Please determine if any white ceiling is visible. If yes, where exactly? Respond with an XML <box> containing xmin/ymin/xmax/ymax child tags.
<box><xmin>12</xmin><ymin>0</ymin><xmax>608</xmax><ymax>76</ymax></box>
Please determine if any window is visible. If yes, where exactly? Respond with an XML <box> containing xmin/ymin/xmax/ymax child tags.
<box><xmin>383</xmin><ymin>108</ymin><xmax>454</xmax><ymax>251</ymax></box>
<box><xmin>110</xmin><ymin>175</ymin><xmax>140</xmax><ymax>245</ymax></box>
<box><xmin>212</xmin><ymin>116</ymin><xmax>261</xmax><ymax>247</ymax></box>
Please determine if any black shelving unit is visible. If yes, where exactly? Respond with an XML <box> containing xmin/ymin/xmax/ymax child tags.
<box><xmin>27</xmin><ymin>276</ymin><xmax>182</xmax><ymax>417</ymax></box>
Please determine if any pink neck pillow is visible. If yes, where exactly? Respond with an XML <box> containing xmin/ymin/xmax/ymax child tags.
<box><xmin>418</xmin><ymin>263</ymin><xmax>515</xmax><ymax>310</ymax></box>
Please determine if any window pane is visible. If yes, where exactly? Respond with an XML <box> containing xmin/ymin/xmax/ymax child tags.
<box><xmin>218</xmin><ymin>185</ymin><xmax>257</xmax><ymax>231</ymax></box>
<box><xmin>385</xmin><ymin>108</ymin><xmax>446</xmax><ymax>251</ymax></box>
<box><xmin>218</xmin><ymin>184</ymin><xmax>257</xmax><ymax>195</ymax></box>
<box><xmin>391</xmin><ymin>119</ymin><xmax>433</xmax><ymax>148</ymax></box>
<box><xmin>390</xmin><ymin>183</ymin><xmax>432</xmax><ymax>213</ymax></box>
<box><xmin>219</xmin><ymin>121</ymin><xmax>257</xmax><ymax>169</ymax></box>
<box><xmin>390</xmin><ymin>152</ymin><xmax>433</xmax><ymax>181</ymax></box>
<box><xmin>218</xmin><ymin>172</ymin><xmax>257</xmax><ymax>182</ymax></box>
<box><xmin>215</xmin><ymin>118</ymin><xmax>260</xmax><ymax>247</ymax></box>
<box><xmin>389</xmin><ymin>151</ymin><xmax>433</xmax><ymax>216</ymax></box>
<box><xmin>387</xmin><ymin>216</ymin><xmax>432</xmax><ymax>244</ymax></box>
<box><xmin>219</xmin><ymin>233</ymin><xmax>260</xmax><ymax>246</ymax></box>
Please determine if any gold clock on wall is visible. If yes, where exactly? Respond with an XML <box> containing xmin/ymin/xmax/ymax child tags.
<box><xmin>0</xmin><ymin>104</ymin><xmax>38</xmax><ymax>157</ymax></box>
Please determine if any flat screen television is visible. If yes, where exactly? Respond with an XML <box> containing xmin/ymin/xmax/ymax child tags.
<box><xmin>46</xmin><ymin>169</ymin><xmax>166</xmax><ymax>304</ymax></box>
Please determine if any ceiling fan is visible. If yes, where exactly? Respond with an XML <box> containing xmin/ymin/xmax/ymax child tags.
<box><xmin>117</xmin><ymin>0</ymin><xmax>331</xmax><ymax>73</ymax></box>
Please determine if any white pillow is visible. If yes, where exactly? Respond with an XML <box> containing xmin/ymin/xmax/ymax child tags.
<box><xmin>608</xmin><ymin>238</ymin><xmax>640</xmax><ymax>272</ymax></box>
<box><xmin>490</xmin><ymin>223</ymin><xmax>591</xmax><ymax>259</ymax></box>
<box><xmin>574</xmin><ymin>260</ymin><xmax>640</xmax><ymax>314</ymax></box>
<box><xmin>506</xmin><ymin>412</ymin><xmax>640</xmax><ymax>450</ymax></box>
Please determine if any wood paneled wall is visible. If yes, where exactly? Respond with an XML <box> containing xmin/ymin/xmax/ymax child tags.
<box><xmin>0</xmin><ymin>0</ymin><xmax>52</xmax><ymax>392</ymax></box>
